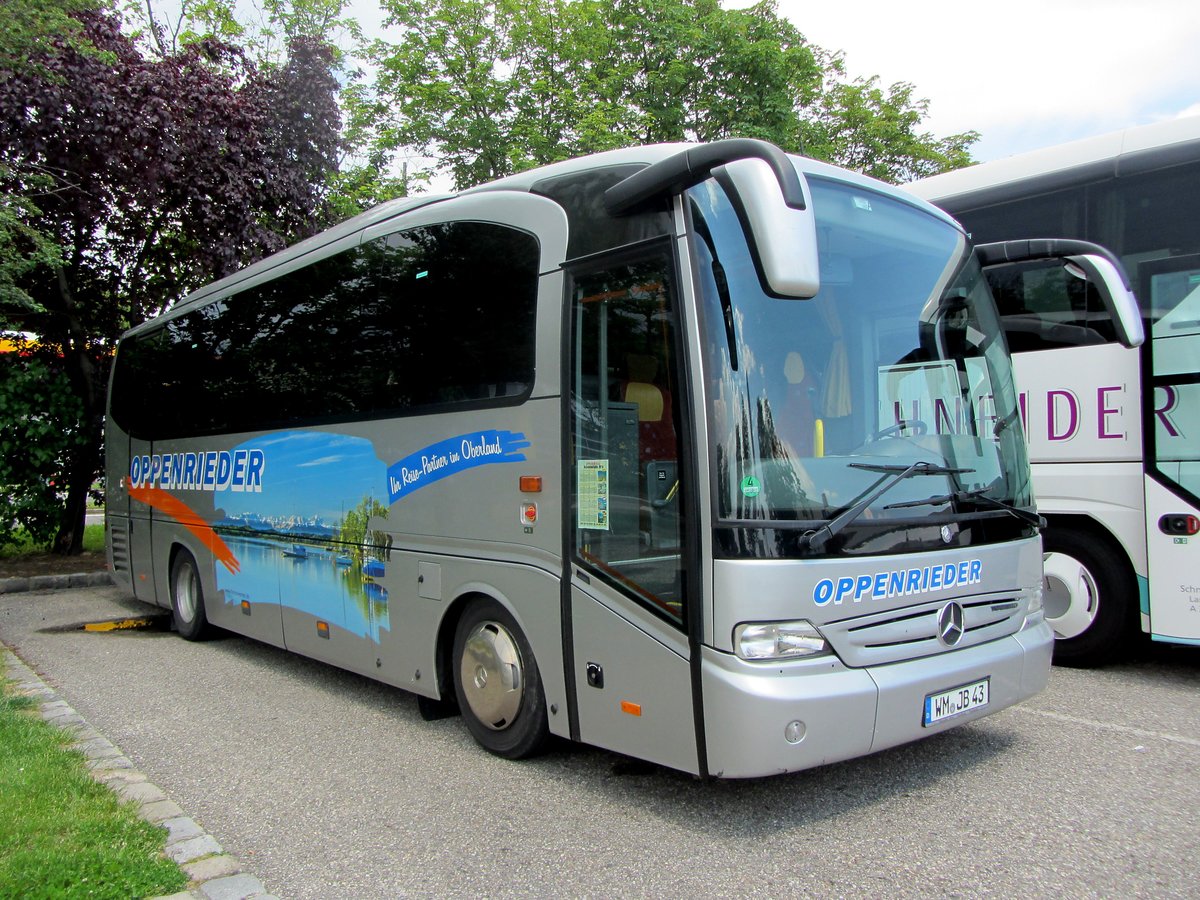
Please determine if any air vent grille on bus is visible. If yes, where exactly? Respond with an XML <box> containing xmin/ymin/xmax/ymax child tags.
<box><xmin>820</xmin><ymin>594</ymin><xmax>1027</xmax><ymax>667</ymax></box>
<box><xmin>109</xmin><ymin>524</ymin><xmax>130</xmax><ymax>574</ymax></box>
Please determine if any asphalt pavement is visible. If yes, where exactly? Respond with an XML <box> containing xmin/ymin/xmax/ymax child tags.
<box><xmin>3</xmin><ymin>585</ymin><xmax>1199</xmax><ymax>899</ymax></box>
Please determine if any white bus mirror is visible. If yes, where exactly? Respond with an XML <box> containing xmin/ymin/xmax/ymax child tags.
<box><xmin>1065</xmin><ymin>253</ymin><xmax>1145</xmax><ymax>348</ymax></box>
<box><xmin>975</xmin><ymin>238</ymin><xmax>1144</xmax><ymax>349</ymax></box>
<box><xmin>604</xmin><ymin>139</ymin><xmax>820</xmax><ymax>298</ymax></box>
<box><xmin>710</xmin><ymin>158</ymin><xmax>820</xmax><ymax>298</ymax></box>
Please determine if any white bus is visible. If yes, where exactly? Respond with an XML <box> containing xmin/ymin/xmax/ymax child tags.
<box><xmin>909</xmin><ymin>117</ymin><xmax>1200</xmax><ymax>665</ymax></box>
<box><xmin>107</xmin><ymin>140</ymin><xmax>1130</xmax><ymax>777</ymax></box>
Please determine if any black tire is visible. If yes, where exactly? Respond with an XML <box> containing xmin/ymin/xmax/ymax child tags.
<box><xmin>452</xmin><ymin>598</ymin><xmax>549</xmax><ymax>759</ymax></box>
<box><xmin>1042</xmin><ymin>525</ymin><xmax>1137</xmax><ymax>667</ymax></box>
<box><xmin>170</xmin><ymin>549</ymin><xmax>212</xmax><ymax>641</ymax></box>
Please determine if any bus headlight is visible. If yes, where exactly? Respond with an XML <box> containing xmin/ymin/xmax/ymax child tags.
<box><xmin>734</xmin><ymin>620</ymin><xmax>830</xmax><ymax>661</ymax></box>
<box><xmin>1024</xmin><ymin>584</ymin><xmax>1044</xmax><ymax>617</ymax></box>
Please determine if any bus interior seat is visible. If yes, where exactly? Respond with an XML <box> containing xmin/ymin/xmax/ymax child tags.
<box><xmin>778</xmin><ymin>350</ymin><xmax>817</xmax><ymax>455</ymax></box>
<box><xmin>621</xmin><ymin>354</ymin><xmax>677</xmax><ymax>464</ymax></box>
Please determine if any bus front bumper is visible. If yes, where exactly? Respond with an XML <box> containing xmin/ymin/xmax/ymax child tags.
<box><xmin>700</xmin><ymin>617</ymin><xmax>1053</xmax><ymax>779</ymax></box>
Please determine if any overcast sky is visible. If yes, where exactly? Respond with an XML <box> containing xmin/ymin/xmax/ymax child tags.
<box><xmin>758</xmin><ymin>0</ymin><xmax>1200</xmax><ymax>161</ymax></box>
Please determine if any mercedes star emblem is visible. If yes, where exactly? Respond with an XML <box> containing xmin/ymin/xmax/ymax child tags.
<box><xmin>937</xmin><ymin>601</ymin><xmax>965</xmax><ymax>647</ymax></box>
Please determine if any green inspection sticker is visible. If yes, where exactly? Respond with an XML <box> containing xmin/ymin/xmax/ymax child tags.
<box><xmin>740</xmin><ymin>475</ymin><xmax>761</xmax><ymax>498</ymax></box>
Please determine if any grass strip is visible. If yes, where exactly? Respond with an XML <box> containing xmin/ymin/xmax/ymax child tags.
<box><xmin>0</xmin><ymin>679</ymin><xmax>187</xmax><ymax>900</ymax></box>
<box><xmin>0</xmin><ymin>524</ymin><xmax>105</xmax><ymax>559</ymax></box>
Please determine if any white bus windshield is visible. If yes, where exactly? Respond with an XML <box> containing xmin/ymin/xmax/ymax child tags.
<box><xmin>689</xmin><ymin>175</ymin><xmax>1033</xmax><ymax>558</ymax></box>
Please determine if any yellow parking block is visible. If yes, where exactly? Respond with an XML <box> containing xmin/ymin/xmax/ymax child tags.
<box><xmin>83</xmin><ymin>618</ymin><xmax>158</xmax><ymax>633</ymax></box>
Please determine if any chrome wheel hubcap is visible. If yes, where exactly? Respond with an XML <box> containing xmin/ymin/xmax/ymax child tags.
<box><xmin>460</xmin><ymin>620</ymin><xmax>524</xmax><ymax>730</ymax></box>
<box><xmin>1042</xmin><ymin>551</ymin><xmax>1099</xmax><ymax>640</ymax></box>
<box><xmin>174</xmin><ymin>564</ymin><xmax>199</xmax><ymax>624</ymax></box>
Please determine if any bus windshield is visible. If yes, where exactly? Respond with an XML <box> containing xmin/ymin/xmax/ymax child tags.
<box><xmin>690</xmin><ymin>174</ymin><xmax>1032</xmax><ymax>557</ymax></box>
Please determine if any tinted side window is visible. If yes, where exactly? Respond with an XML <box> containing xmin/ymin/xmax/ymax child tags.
<box><xmin>984</xmin><ymin>260</ymin><xmax>1117</xmax><ymax>353</ymax></box>
<box><xmin>110</xmin><ymin>329</ymin><xmax>169</xmax><ymax>434</ymax></box>
<box><xmin>110</xmin><ymin>221</ymin><xmax>540</xmax><ymax>438</ymax></box>
<box><xmin>955</xmin><ymin>185</ymin><xmax>1085</xmax><ymax>243</ymax></box>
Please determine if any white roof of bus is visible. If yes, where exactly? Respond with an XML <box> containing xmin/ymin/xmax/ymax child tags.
<box><xmin>908</xmin><ymin>115</ymin><xmax>1200</xmax><ymax>208</ymax></box>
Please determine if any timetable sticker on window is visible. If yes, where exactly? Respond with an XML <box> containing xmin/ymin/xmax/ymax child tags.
<box><xmin>577</xmin><ymin>459</ymin><xmax>610</xmax><ymax>530</ymax></box>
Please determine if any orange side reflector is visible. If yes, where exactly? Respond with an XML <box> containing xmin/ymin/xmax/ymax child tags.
<box><xmin>620</xmin><ymin>700</ymin><xmax>642</xmax><ymax>717</ymax></box>
<box><xmin>519</xmin><ymin>475</ymin><xmax>543</xmax><ymax>493</ymax></box>
<box><xmin>241</xmin><ymin>600</ymin><xmax>252</xmax><ymax>616</ymax></box>
<box><xmin>317</xmin><ymin>621</ymin><xmax>330</xmax><ymax>639</ymax></box>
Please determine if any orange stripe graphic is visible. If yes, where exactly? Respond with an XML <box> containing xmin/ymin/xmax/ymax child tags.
<box><xmin>128</xmin><ymin>486</ymin><xmax>241</xmax><ymax>575</ymax></box>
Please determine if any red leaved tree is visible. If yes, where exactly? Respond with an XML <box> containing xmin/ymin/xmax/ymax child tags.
<box><xmin>0</xmin><ymin>9</ymin><xmax>341</xmax><ymax>553</ymax></box>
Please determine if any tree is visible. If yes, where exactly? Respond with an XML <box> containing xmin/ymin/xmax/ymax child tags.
<box><xmin>599</xmin><ymin>0</ymin><xmax>823</xmax><ymax>147</ymax></box>
<box><xmin>0</xmin><ymin>8</ymin><xmax>341</xmax><ymax>553</ymax></box>
<box><xmin>369</xmin><ymin>0</ymin><xmax>517</xmax><ymax>188</ymax></box>
<box><xmin>0</xmin><ymin>346</ymin><xmax>94</xmax><ymax>549</ymax></box>
<box><xmin>1</xmin><ymin>0</ymin><xmax>98</xmax><ymax>75</ymax></box>
<box><xmin>0</xmin><ymin>166</ymin><xmax>61</xmax><ymax>313</ymax></box>
<box><xmin>124</xmin><ymin>0</ymin><xmax>398</xmax><ymax>219</ymax></box>
<box><xmin>366</xmin><ymin>0</ymin><xmax>829</xmax><ymax>189</ymax></box>
<box><xmin>802</xmin><ymin>75</ymin><xmax>978</xmax><ymax>183</ymax></box>
<box><xmin>360</xmin><ymin>0</ymin><xmax>973</xmax><ymax>191</ymax></box>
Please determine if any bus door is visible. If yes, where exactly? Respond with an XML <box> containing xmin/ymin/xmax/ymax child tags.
<box><xmin>566</xmin><ymin>245</ymin><xmax>701</xmax><ymax>775</ymax></box>
<box><xmin>1141</xmin><ymin>254</ymin><xmax>1200</xmax><ymax>642</ymax></box>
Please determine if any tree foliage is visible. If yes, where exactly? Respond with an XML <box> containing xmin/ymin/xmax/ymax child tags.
<box><xmin>0</xmin><ymin>8</ymin><xmax>341</xmax><ymax>553</ymax></box>
<box><xmin>0</xmin><ymin>347</ymin><xmax>96</xmax><ymax>548</ymax></box>
<box><xmin>803</xmin><ymin>75</ymin><xmax>979</xmax><ymax>183</ymax></box>
<box><xmin>1</xmin><ymin>0</ymin><xmax>100</xmax><ymax>75</ymax></box>
<box><xmin>359</xmin><ymin>0</ymin><xmax>975</xmax><ymax>191</ymax></box>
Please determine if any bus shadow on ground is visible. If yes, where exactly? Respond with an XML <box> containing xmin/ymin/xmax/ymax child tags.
<box><xmin>539</xmin><ymin>723</ymin><xmax>1016</xmax><ymax>839</ymax></box>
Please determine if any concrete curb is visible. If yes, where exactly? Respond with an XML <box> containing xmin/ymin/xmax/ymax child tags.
<box><xmin>0</xmin><ymin>570</ymin><xmax>114</xmax><ymax>594</ymax></box>
<box><xmin>2</xmin><ymin>647</ymin><xmax>278</xmax><ymax>900</ymax></box>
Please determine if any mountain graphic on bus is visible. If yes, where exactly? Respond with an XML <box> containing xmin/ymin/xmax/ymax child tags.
<box><xmin>213</xmin><ymin>430</ymin><xmax>391</xmax><ymax>644</ymax></box>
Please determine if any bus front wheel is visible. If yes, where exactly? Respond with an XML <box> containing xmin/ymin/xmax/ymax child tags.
<box><xmin>170</xmin><ymin>550</ymin><xmax>212</xmax><ymax>641</ymax></box>
<box><xmin>452</xmin><ymin>599</ymin><xmax>549</xmax><ymax>759</ymax></box>
<box><xmin>1042</xmin><ymin>527</ymin><xmax>1136</xmax><ymax>667</ymax></box>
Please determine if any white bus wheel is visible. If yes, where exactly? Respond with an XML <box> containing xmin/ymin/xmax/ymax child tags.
<box><xmin>170</xmin><ymin>549</ymin><xmax>212</xmax><ymax>641</ymax></box>
<box><xmin>1041</xmin><ymin>528</ymin><xmax>1135</xmax><ymax>667</ymax></box>
<box><xmin>452</xmin><ymin>599</ymin><xmax>549</xmax><ymax>759</ymax></box>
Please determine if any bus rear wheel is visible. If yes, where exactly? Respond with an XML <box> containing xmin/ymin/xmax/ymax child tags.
<box><xmin>170</xmin><ymin>549</ymin><xmax>212</xmax><ymax>641</ymax></box>
<box><xmin>452</xmin><ymin>599</ymin><xmax>549</xmax><ymax>759</ymax></box>
<box><xmin>1042</xmin><ymin>527</ymin><xmax>1135</xmax><ymax>667</ymax></box>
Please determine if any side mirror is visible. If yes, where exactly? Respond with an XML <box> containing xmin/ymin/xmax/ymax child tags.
<box><xmin>975</xmin><ymin>239</ymin><xmax>1144</xmax><ymax>348</ymax></box>
<box><xmin>604</xmin><ymin>139</ymin><xmax>820</xmax><ymax>298</ymax></box>
<box><xmin>711</xmin><ymin>158</ymin><xmax>820</xmax><ymax>298</ymax></box>
<box><xmin>1063</xmin><ymin>254</ymin><xmax>1144</xmax><ymax>348</ymax></box>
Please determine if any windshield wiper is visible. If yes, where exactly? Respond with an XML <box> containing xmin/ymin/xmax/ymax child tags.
<box><xmin>801</xmin><ymin>461</ymin><xmax>974</xmax><ymax>552</ymax></box>
<box><xmin>885</xmin><ymin>488</ymin><xmax>1046</xmax><ymax>529</ymax></box>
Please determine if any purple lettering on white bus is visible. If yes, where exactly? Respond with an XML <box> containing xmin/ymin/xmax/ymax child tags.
<box><xmin>1097</xmin><ymin>386</ymin><xmax>1124</xmax><ymax>439</ymax></box>
<box><xmin>1047</xmin><ymin>389</ymin><xmax>1080</xmax><ymax>441</ymax></box>
<box><xmin>1154</xmin><ymin>385</ymin><xmax>1181</xmax><ymax>438</ymax></box>
<box><xmin>934</xmin><ymin>397</ymin><xmax>961</xmax><ymax>435</ymax></box>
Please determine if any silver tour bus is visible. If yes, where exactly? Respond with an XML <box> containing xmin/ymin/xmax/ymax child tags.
<box><xmin>106</xmin><ymin>140</ymin><xmax>1131</xmax><ymax>778</ymax></box>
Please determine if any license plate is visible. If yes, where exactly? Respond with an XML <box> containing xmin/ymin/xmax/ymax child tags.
<box><xmin>923</xmin><ymin>677</ymin><xmax>990</xmax><ymax>727</ymax></box>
